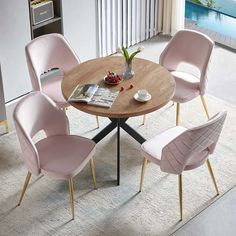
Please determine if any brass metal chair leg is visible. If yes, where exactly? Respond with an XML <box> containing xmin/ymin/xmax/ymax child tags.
<box><xmin>139</xmin><ymin>158</ymin><xmax>148</xmax><ymax>192</ymax></box>
<box><xmin>178</xmin><ymin>174</ymin><xmax>183</xmax><ymax>221</ymax></box>
<box><xmin>200</xmin><ymin>95</ymin><xmax>210</xmax><ymax>120</ymax></box>
<box><xmin>176</xmin><ymin>103</ymin><xmax>180</xmax><ymax>126</ymax></box>
<box><xmin>90</xmin><ymin>159</ymin><xmax>97</xmax><ymax>189</ymax></box>
<box><xmin>18</xmin><ymin>171</ymin><xmax>32</xmax><ymax>206</ymax></box>
<box><xmin>0</xmin><ymin>120</ymin><xmax>9</xmax><ymax>133</ymax></box>
<box><xmin>142</xmin><ymin>115</ymin><xmax>146</xmax><ymax>125</ymax></box>
<box><xmin>4</xmin><ymin>120</ymin><xmax>9</xmax><ymax>133</ymax></box>
<box><xmin>206</xmin><ymin>159</ymin><xmax>219</xmax><ymax>195</ymax></box>
<box><xmin>68</xmin><ymin>177</ymin><xmax>75</xmax><ymax>220</ymax></box>
<box><xmin>62</xmin><ymin>107</ymin><xmax>67</xmax><ymax>113</ymax></box>
<box><xmin>96</xmin><ymin>115</ymin><xmax>99</xmax><ymax>128</ymax></box>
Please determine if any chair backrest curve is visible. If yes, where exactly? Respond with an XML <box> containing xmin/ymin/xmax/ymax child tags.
<box><xmin>13</xmin><ymin>92</ymin><xmax>70</xmax><ymax>175</ymax></box>
<box><xmin>25</xmin><ymin>33</ymin><xmax>80</xmax><ymax>91</ymax></box>
<box><xmin>160</xmin><ymin>111</ymin><xmax>227</xmax><ymax>175</ymax></box>
<box><xmin>159</xmin><ymin>30</ymin><xmax>214</xmax><ymax>94</ymax></box>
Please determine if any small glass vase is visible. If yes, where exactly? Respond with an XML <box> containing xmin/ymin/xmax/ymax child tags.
<box><xmin>123</xmin><ymin>60</ymin><xmax>134</xmax><ymax>80</ymax></box>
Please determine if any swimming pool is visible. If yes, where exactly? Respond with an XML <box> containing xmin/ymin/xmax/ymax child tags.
<box><xmin>202</xmin><ymin>0</ymin><xmax>236</xmax><ymax>18</ymax></box>
<box><xmin>185</xmin><ymin>1</ymin><xmax>236</xmax><ymax>39</ymax></box>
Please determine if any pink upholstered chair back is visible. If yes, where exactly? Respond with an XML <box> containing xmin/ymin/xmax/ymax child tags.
<box><xmin>160</xmin><ymin>111</ymin><xmax>227</xmax><ymax>175</ymax></box>
<box><xmin>13</xmin><ymin>92</ymin><xmax>70</xmax><ymax>175</ymax></box>
<box><xmin>159</xmin><ymin>30</ymin><xmax>214</xmax><ymax>94</ymax></box>
<box><xmin>25</xmin><ymin>33</ymin><xmax>80</xmax><ymax>91</ymax></box>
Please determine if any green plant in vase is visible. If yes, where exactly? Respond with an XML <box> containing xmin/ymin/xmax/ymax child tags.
<box><xmin>117</xmin><ymin>46</ymin><xmax>144</xmax><ymax>80</ymax></box>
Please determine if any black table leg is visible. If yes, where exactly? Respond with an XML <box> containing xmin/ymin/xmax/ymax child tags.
<box><xmin>92</xmin><ymin>117</ymin><xmax>146</xmax><ymax>185</ymax></box>
<box><xmin>117</xmin><ymin>118</ymin><xmax>120</xmax><ymax>185</ymax></box>
<box><xmin>92</xmin><ymin>120</ymin><xmax>117</xmax><ymax>143</ymax></box>
<box><xmin>120</xmin><ymin>119</ymin><xmax>146</xmax><ymax>144</ymax></box>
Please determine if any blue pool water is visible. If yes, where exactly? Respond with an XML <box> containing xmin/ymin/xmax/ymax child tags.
<box><xmin>202</xmin><ymin>0</ymin><xmax>236</xmax><ymax>18</ymax></box>
<box><xmin>185</xmin><ymin>1</ymin><xmax>236</xmax><ymax>39</ymax></box>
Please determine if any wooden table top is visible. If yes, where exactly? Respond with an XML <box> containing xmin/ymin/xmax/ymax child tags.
<box><xmin>62</xmin><ymin>56</ymin><xmax>175</xmax><ymax>118</ymax></box>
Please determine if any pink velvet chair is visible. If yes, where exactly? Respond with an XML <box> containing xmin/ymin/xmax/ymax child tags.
<box><xmin>139</xmin><ymin>111</ymin><xmax>227</xmax><ymax>220</ymax></box>
<box><xmin>14</xmin><ymin>92</ymin><xmax>97</xmax><ymax>220</ymax></box>
<box><xmin>25</xmin><ymin>33</ymin><xmax>99</xmax><ymax>127</ymax></box>
<box><xmin>159</xmin><ymin>30</ymin><xmax>215</xmax><ymax>125</ymax></box>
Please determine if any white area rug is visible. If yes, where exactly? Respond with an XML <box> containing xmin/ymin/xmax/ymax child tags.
<box><xmin>0</xmin><ymin>94</ymin><xmax>235</xmax><ymax>236</ymax></box>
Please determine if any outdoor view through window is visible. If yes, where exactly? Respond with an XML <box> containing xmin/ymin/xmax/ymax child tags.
<box><xmin>185</xmin><ymin>0</ymin><xmax>236</xmax><ymax>39</ymax></box>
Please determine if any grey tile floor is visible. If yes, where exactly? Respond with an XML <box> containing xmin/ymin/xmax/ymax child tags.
<box><xmin>185</xmin><ymin>19</ymin><xmax>236</xmax><ymax>50</ymax></box>
<box><xmin>172</xmin><ymin>186</ymin><xmax>236</xmax><ymax>236</ymax></box>
<box><xmin>206</xmin><ymin>45</ymin><xmax>236</xmax><ymax>105</ymax></box>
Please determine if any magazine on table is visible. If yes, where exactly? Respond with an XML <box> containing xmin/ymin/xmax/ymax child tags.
<box><xmin>68</xmin><ymin>84</ymin><xmax>119</xmax><ymax>108</ymax></box>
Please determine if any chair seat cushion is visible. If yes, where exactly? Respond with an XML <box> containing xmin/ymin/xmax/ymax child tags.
<box><xmin>36</xmin><ymin>135</ymin><xmax>96</xmax><ymax>179</ymax></box>
<box><xmin>171</xmin><ymin>71</ymin><xmax>200</xmax><ymax>103</ymax></box>
<box><xmin>141</xmin><ymin>126</ymin><xmax>187</xmax><ymax>166</ymax></box>
<box><xmin>41</xmin><ymin>76</ymin><xmax>68</xmax><ymax>108</ymax></box>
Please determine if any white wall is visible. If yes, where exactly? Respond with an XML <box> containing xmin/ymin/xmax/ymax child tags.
<box><xmin>0</xmin><ymin>0</ymin><xmax>98</xmax><ymax>102</ymax></box>
<box><xmin>0</xmin><ymin>0</ymin><xmax>32</xmax><ymax>102</ymax></box>
<box><xmin>62</xmin><ymin>0</ymin><xmax>98</xmax><ymax>62</ymax></box>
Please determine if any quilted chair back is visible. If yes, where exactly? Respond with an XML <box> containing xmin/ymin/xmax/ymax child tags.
<box><xmin>159</xmin><ymin>30</ymin><xmax>214</xmax><ymax>94</ymax></box>
<box><xmin>13</xmin><ymin>92</ymin><xmax>69</xmax><ymax>175</ymax></box>
<box><xmin>25</xmin><ymin>33</ymin><xmax>80</xmax><ymax>91</ymax></box>
<box><xmin>160</xmin><ymin>111</ymin><xmax>227</xmax><ymax>175</ymax></box>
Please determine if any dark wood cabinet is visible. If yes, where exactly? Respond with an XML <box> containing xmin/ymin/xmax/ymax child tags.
<box><xmin>28</xmin><ymin>0</ymin><xmax>63</xmax><ymax>39</ymax></box>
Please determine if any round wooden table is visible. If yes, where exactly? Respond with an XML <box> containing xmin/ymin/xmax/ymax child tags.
<box><xmin>62</xmin><ymin>56</ymin><xmax>175</xmax><ymax>185</ymax></box>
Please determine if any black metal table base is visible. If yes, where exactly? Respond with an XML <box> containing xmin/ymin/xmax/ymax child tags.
<box><xmin>92</xmin><ymin>118</ymin><xmax>146</xmax><ymax>185</ymax></box>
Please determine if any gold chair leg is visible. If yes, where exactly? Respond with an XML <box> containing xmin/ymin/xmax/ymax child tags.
<box><xmin>68</xmin><ymin>177</ymin><xmax>75</xmax><ymax>220</ymax></box>
<box><xmin>4</xmin><ymin>120</ymin><xmax>9</xmax><ymax>133</ymax></box>
<box><xmin>96</xmin><ymin>115</ymin><xmax>99</xmax><ymax>128</ymax></box>
<box><xmin>176</xmin><ymin>103</ymin><xmax>180</xmax><ymax>126</ymax></box>
<box><xmin>142</xmin><ymin>115</ymin><xmax>146</xmax><ymax>125</ymax></box>
<box><xmin>90</xmin><ymin>159</ymin><xmax>97</xmax><ymax>189</ymax></box>
<box><xmin>18</xmin><ymin>171</ymin><xmax>32</xmax><ymax>206</ymax></box>
<box><xmin>62</xmin><ymin>108</ymin><xmax>67</xmax><ymax>113</ymax></box>
<box><xmin>139</xmin><ymin>158</ymin><xmax>148</xmax><ymax>192</ymax></box>
<box><xmin>0</xmin><ymin>120</ymin><xmax>9</xmax><ymax>133</ymax></box>
<box><xmin>206</xmin><ymin>159</ymin><xmax>219</xmax><ymax>195</ymax></box>
<box><xmin>200</xmin><ymin>95</ymin><xmax>210</xmax><ymax>120</ymax></box>
<box><xmin>178</xmin><ymin>174</ymin><xmax>183</xmax><ymax>221</ymax></box>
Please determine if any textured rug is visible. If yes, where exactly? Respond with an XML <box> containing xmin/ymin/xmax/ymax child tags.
<box><xmin>0</xmin><ymin>94</ymin><xmax>235</xmax><ymax>236</ymax></box>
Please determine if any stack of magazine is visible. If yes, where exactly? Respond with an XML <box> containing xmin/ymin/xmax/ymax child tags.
<box><xmin>68</xmin><ymin>84</ymin><xmax>119</xmax><ymax>108</ymax></box>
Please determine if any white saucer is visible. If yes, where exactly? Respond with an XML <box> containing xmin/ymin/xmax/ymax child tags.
<box><xmin>134</xmin><ymin>93</ymin><xmax>151</xmax><ymax>102</ymax></box>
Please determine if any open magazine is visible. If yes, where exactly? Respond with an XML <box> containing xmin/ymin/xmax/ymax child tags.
<box><xmin>68</xmin><ymin>84</ymin><xmax>119</xmax><ymax>108</ymax></box>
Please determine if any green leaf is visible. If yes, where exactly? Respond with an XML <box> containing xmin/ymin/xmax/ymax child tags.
<box><xmin>129</xmin><ymin>50</ymin><xmax>141</xmax><ymax>61</ymax></box>
<box><xmin>122</xmin><ymin>47</ymin><xmax>130</xmax><ymax>61</ymax></box>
